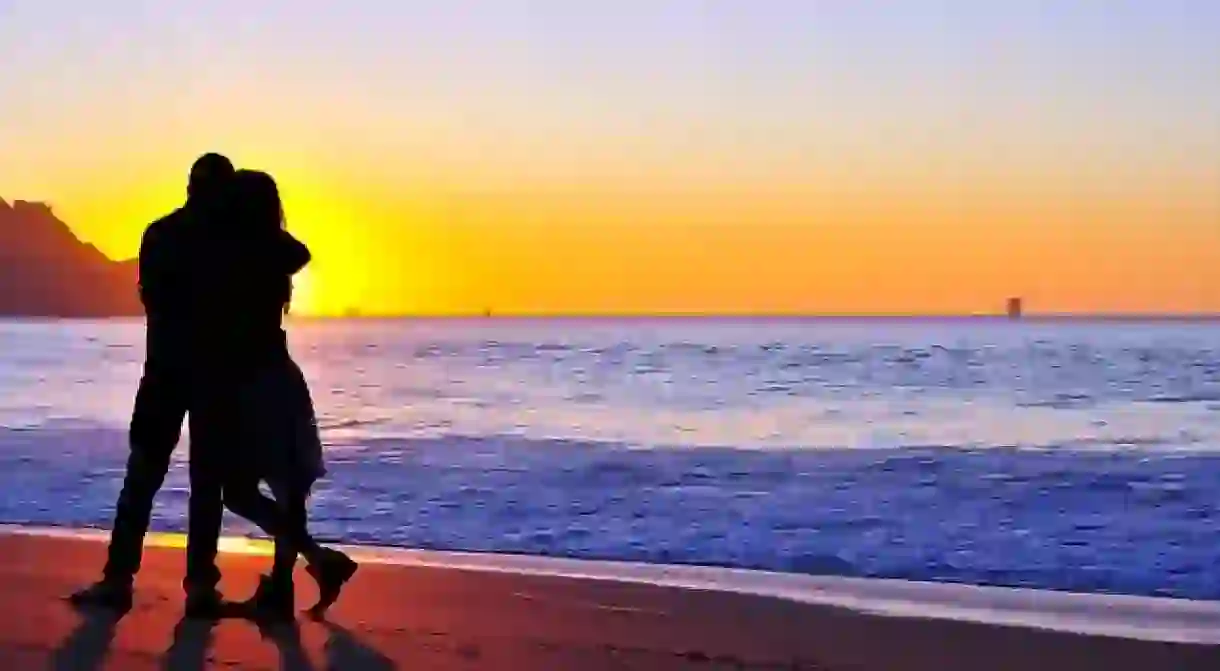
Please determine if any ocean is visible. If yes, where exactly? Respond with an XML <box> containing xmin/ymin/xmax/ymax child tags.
<box><xmin>2</xmin><ymin>317</ymin><xmax>1220</xmax><ymax>598</ymax></box>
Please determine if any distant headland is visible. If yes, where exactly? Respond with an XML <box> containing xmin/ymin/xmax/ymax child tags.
<box><xmin>0</xmin><ymin>197</ymin><xmax>141</xmax><ymax>317</ymax></box>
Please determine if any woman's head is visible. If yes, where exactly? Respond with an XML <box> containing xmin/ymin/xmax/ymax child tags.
<box><xmin>229</xmin><ymin>169</ymin><xmax>284</xmax><ymax>231</ymax></box>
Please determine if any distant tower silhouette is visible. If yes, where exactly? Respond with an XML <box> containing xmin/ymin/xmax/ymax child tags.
<box><xmin>1006</xmin><ymin>297</ymin><xmax>1023</xmax><ymax>320</ymax></box>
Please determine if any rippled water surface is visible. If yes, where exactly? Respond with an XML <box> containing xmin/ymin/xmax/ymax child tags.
<box><xmin>2</xmin><ymin>317</ymin><xmax>1220</xmax><ymax>598</ymax></box>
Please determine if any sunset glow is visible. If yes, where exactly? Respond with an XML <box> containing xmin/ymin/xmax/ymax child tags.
<box><xmin>2</xmin><ymin>2</ymin><xmax>1218</xmax><ymax>315</ymax></box>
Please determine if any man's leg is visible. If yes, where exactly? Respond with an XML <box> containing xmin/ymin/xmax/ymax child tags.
<box><xmin>106</xmin><ymin>368</ymin><xmax>186</xmax><ymax>579</ymax></box>
<box><xmin>72</xmin><ymin>365</ymin><xmax>185</xmax><ymax>608</ymax></box>
<box><xmin>182</xmin><ymin>406</ymin><xmax>225</xmax><ymax>605</ymax></box>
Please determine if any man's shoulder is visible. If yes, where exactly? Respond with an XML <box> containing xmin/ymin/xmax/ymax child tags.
<box><xmin>142</xmin><ymin>207</ymin><xmax>195</xmax><ymax>244</ymax></box>
<box><xmin>150</xmin><ymin>206</ymin><xmax>190</xmax><ymax>229</ymax></box>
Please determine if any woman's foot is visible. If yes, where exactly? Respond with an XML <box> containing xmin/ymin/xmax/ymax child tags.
<box><xmin>241</xmin><ymin>575</ymin><xmax>295</xmax><ymax>623</ymax></box>
<box><xmin>305</xmin><ymin>548</ymin><xmax>358</xmax><ymax>618</ymax></box>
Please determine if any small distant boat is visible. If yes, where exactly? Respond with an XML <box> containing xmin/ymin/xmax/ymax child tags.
<box><xmin>343</xmin><ymin>307</ymin><xmax>362</xmax><ymax>319</ymax></box>
<box><xmin>1007</xmin><ymin>298</ymin><xmax>1023</xmax><ymax>320</ymax></box>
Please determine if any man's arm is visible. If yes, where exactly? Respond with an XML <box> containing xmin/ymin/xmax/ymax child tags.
<box><xmin>137</xmin><ymin>214</ymin><xmax>179</xmax><ymax>316</ymax></box>
<box><xmin>274</xmin><ymin>229</ymin><xmax>311</xmax><ymax>275</ymax></box>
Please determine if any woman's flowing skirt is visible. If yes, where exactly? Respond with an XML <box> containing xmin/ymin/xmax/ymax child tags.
<box><xmin>234</xmin><ymin>356</ymin><xmax>325</xmax><ymax>495</ymax></box>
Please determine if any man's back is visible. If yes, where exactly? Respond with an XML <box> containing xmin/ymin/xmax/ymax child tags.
<box><xmin>139</xmin><ymin>206</ymin><xmax>204</xmax><ymax>368</ymax></box>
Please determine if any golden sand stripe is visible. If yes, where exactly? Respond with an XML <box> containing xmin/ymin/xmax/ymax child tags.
<box><xmin>143</xmin><ymin>531</ymin><xmax>275</xmax><ymax>555</ymax></box>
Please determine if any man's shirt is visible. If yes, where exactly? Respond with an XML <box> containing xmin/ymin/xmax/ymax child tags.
<box><xmin>138</xmin><ymin>205</ymin><xmax>203</xmax><ymax>368</ymax></box>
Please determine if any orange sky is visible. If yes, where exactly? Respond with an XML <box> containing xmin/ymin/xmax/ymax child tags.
<box><xmin>2</xmin><ymin>3</ymin><xmax>1218</xmax><ymax>316</ymax></box>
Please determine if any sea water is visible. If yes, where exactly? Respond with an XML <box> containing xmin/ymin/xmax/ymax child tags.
<box><xmin>2</xmin><ymin>317</ymin><xmax>1219</xmax><ymax>598</ymax></box>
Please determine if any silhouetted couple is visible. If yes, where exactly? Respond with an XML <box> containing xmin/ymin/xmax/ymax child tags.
<box><xmin>69</xmin><ymin>153</ymin><xmax>357</xmax><ymax>622</ymax></box>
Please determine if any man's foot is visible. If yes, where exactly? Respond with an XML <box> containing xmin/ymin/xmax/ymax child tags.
<box><xmin>241</xmin><ymin>575</ymin><xmax>295</xmax><ymax>623</ymax></box>
<box><xmin>67</xmin><ymin>579</ymin><xmax>133</xmax><ymax>613</ymax></box>
<box><xmin>305</xmin><ymin>548</ymin><xmax>358</xmax><ymax>618</ymax></box>
<box><xmin>183</xmin><ymin>587</ymin><xmax>225</xmax><ymax>620</ymax></box>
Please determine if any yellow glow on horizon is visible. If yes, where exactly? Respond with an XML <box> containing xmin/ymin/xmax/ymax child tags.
<box><xmin>289</xmin><ymin>266</ymin><xmax>319</xmax><ymax>316</ymax></box>
<box><xmin>9</xmin><ymin>148</ymin><xmax>1220</xmax><ymax>317</ymax></box>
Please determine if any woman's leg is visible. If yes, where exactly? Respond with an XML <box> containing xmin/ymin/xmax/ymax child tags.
<box><xmin>223</xmin><ymin>477</ymin><xmax>317</xmax><ymax>617</ymax></box>
<box><xmin>265</xmin><ymin>480</ymin><xmax>359</xmax><ymax>618</ymax></box>
<box><xmin>269</xmin><ymin>526</ymin><xmax>298</xmax><ymax>588</ymax></box>
<box><xmin>267</xmin><ymin>480</ymin><xmax>320</xmax><ymax>586</ymax></box>
<box><xmin>223</xmin><ymin>476</ymin><xmax>317</xmax><ymax>569</ymax></box>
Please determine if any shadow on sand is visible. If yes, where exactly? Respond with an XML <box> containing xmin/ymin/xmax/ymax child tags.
<box><xmin>50</xmin><ymin>603</ymin><xmax>122</xmax><ymax>671</ymax></box>
<box><xmin>252</xmin><ymin>619</ymin><xmax>315</xmax><ymax>671</ymax></box>
<box><xmin>161</xmin><ymin>615</ymin><xmax>219</xmax><ymax>671</ymax></box>
<box><xmin>318</xmin><ymin>619</ymin><xmax>395</xmax><ymax>670</ymax></box>
<box><xmin>252</xmin><ymin>616</ymin><xmax>395</xmax><ymax>671</ymax></box>
<box><xmin>53</xmin><ymin>603</ymin><xmax>395</xmax><ymax>671</ymax></box>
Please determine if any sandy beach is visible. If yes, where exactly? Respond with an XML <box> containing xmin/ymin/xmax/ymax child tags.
<box><xmin>1</xmin><ymin>529</ymin><xmax>1217</xmax><ymax>670</ymax></box>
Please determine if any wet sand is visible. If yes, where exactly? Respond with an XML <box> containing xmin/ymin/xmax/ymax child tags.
<box><xmin>0</xmin><ymin>531</ymin><xmax>1216</xmax><ymax>670</ymax></box>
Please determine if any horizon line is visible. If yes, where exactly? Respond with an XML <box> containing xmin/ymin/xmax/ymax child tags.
<box><xmin>281</xmin><ymin>312</ymin><xmax>1220</xmax><ymax>322</ymax></box>
<box><xmin>9</xmin><ymin>312</ymin><xmax>1220</xmax><ymax>323</ymax></box>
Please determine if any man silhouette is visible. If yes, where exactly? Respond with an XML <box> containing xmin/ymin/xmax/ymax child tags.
<box><xmin>70</xmin><ymin>153</ymin><xmax>234</xmax><ymax>616</ymax></box>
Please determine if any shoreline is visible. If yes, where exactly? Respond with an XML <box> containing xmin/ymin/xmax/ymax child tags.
<box><xmin>1</xmin><ymin>525</ymin><xmax>1217</xmax><ymax>669</ymax></box>
<box><xmin>9</xmin><ymin>523</ymin><xmax>1220</xmax><ymax>644</ymax></box>
<box><xmin>8</xmin><ymin>523</ymin><xmax>1220</xmax><ymax>644</ymax></box>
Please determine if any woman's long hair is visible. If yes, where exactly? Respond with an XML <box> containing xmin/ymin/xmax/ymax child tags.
<box><xmin>229</xmin><ymin>169</ymin><xmax>285</xmax><ymax>231</ymax></box>
<box><xmin>228</xmin><ymin>170</ymin><xmax>293</xmax><ymax>312</ymax></box>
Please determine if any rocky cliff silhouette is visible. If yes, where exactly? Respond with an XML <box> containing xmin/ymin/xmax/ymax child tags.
<box><xmin>0</xmin><ymin>197</ymin><xmax>141</xmax><ymax>316</ymax></box>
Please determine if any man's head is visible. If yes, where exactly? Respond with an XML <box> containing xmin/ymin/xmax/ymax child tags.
<box><xmin>186</xmin><ymin>152</ymin><xmax>235</xmax><ymax>204</ymax></box>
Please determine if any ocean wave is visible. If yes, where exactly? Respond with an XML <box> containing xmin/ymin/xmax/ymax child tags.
<box><xmin>5</xmin><ymin>427</ymin><xmax>1220</xmax><ymax>600</ymax></box>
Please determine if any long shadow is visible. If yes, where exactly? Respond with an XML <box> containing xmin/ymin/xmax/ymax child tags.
<box><xmin>319</xmin><ymin>620</ymin><xmax>395</xmax><ymax>671</ymax></box>
<box><xmin>49</xmin><ymin>604</ymin><xmax>122</xmax><ymax>671</ymax></box>
<box><xmin>161</xmin><ymin>616</ymin><xmax>218</xmax><ymax>671</ymax></box>
<box><xmin>252</xmin><ymin>619</ymin><xmax>315</xmax><ymax>671</ymax></box>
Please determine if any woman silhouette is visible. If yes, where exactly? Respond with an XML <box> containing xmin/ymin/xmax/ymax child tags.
<box><xmin>195</xmin><ymin>169</ymin><xmax>357</xmax><ymax>620</ymax></box>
